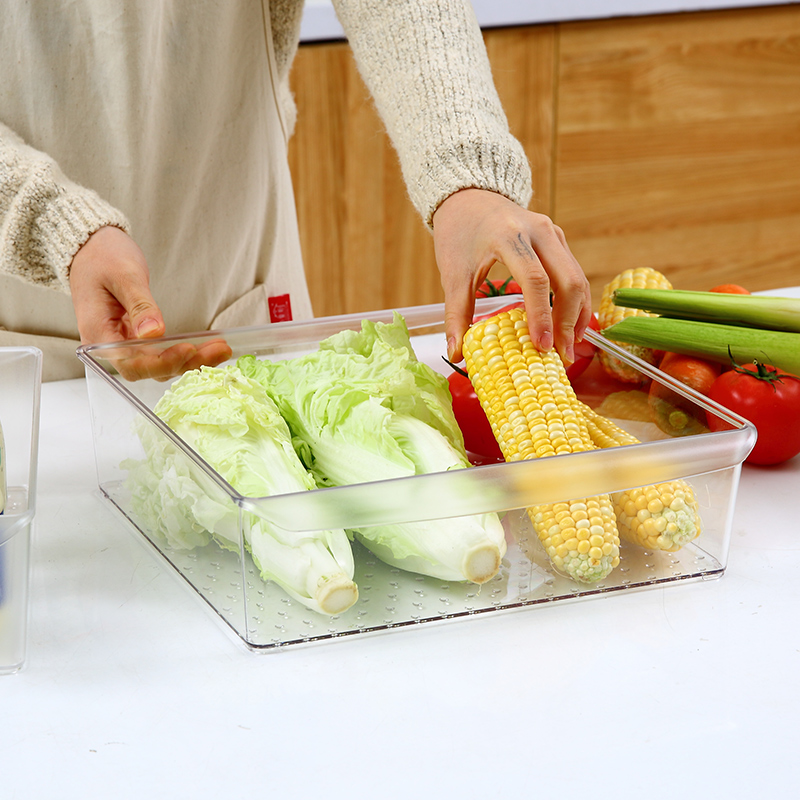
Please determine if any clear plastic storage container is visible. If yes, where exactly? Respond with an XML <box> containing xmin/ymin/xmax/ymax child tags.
<box><xmin>77</xmin><ymin>301</ymin><xmax>755</xmax><ymax>651</ymax></box>
<box><xmin>0</xmin><ymin>347</ymin><xmax>42</xmax><ymax>674</ymax></box>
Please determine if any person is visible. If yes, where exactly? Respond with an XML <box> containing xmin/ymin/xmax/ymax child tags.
<box><xmin>0</xmin><ymin>0</ymin><xmax>591</xmax><ymax>382</ymax></box>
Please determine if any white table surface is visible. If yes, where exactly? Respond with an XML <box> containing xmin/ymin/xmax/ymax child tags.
<box><xmin>3</xmin><ymin>314</ymin><xmax>800</xmax><ymax>799</ymax></box>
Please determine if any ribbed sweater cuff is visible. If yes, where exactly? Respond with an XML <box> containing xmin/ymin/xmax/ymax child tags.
<box><xmin>35</xmin><ymin>188</ymin><xmax>131</xmax><ymax>290</ymax></box>
<box><xmin>414</xmin><ymin>139</ymin><xmax>534</xmax><ymax>229</ymax></box>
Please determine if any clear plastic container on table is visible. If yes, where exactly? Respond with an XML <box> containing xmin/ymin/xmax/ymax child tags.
<box><xmin>0</xmin><ymin>347</ymin><xmax>42</xmax><ymax>674</ymax></box>
<box><xmin>76</xmin><ymin>300</ymin><xmax>755</xmax><ymax>651</ymax></box>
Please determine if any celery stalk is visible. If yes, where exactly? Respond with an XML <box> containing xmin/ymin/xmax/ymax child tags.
<box><xmin>602</xmin><ymin>316</ymin><xmax>800</xmax><ymax>375</ymax></box>
<box><xmin>612</xmin><ymin>289</ymin><xmax>800</xmax><ymax>333</ymax></box>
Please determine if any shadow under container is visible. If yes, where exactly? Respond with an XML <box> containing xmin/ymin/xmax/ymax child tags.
<box><xmin>77</xmin><ymin>301</ymin><xmax>756</xmax><ymax>652</ymax></box>
<box><xmin>0</xmin><ymin>347</ymin><xmax>42</xmax><ymax>674</ymax></box>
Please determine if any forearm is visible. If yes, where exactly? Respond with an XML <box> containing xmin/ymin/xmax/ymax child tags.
<box><xmin>333</xmin><ymin>0</ymin><xmax>533</xmax><ymax>227</ymax></box>
<box><xmin>0</xmin><ymin>121</ymin><xmax>130</xmax><ymax>292</ymax></box>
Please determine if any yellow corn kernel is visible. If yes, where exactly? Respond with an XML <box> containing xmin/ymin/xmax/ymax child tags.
<box><xmin>597</xmin><ymin>267</ymin><xmax>673</xmax><ymax>330</ymax></box>
<box><xmin>613</xmin><ymin>482</ymin><xmax>701</xmax><ymax>551</ymax></box>
<box><xmin>577</xmin><ymin>401</ymin><xmax>702</xmax><ymax>551</ymax></box>
<box><xmin>594</xmin><ymin>390</ymin><xmax>652</xmax><ymax>423</ymax></box>
<box><xmin>464</xmin><ymin>311</ymin><xmax>591</xmax><ymax>462</ymax></box>
<box><xmin>578</xmin><ymin>401</ymin><xmax>640</xmax><ymax>448</ymax></box>
<box><xmin>597</xmin><ymin>267</ymin><xmax>672</xmax><ymax>384</ymax></box>
<box><xmin>463</xmin><ymin>309</ymin><xmax>620</xmax><ymax>583</ymax></box>
<box><xmin>528</xmin><ymin>498</ymin><xmax>620</xmax><ymax>583</ymax></box>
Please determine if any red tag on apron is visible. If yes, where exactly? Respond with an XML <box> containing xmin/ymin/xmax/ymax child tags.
<box><xmin>268</xmin><ymin>294</ymin><xmax>293</xmax><ymax>323</ymax></box>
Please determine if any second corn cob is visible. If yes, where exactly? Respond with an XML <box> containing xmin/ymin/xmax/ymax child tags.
<box><xmin>597</xmin><ymin>267</ymin><xmax>673</xmax><ymax>384</ymax></box>
<box><xmin>463</xmin><ymin>309</ymin><xmax>620</xmax><ymax>583</ymax></box>
<box><xmin>579</xmin><ymin>402</ymin><xmax>702</xmax><ymax>552</ymax></box>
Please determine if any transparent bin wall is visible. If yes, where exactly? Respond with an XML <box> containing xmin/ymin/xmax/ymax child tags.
<box><xmin>0</xmin><ymin>347</ymin><xmax>42</xmax><ymax>674</ymax></box>
<box><xmin>83</xmin><ymin>367</ymin><xmax>251</xmax><ymax>640</ymax></box>
<box><xmin>79</xmin><ymin>305</ymin><xmax>754</xmax><ymax>651</ymax></box>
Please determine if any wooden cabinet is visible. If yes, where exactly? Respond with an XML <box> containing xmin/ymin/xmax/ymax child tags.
<box><xmin>289</xmin><ymin>4</ymin><xmax>800</xmax><ymax>316</ymax></box>
<box><xmin>555</xmin><ymin>5</ymin><xmax>800</xmax><ymax>304</ymax></box>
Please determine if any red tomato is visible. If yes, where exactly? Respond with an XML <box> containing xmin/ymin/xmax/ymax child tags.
<box><xmin>707</xmin><ymin>362</ymin><xmax>800</xmax><ymax>465</ymax></box>
<box><xmin>709</xmin><ymin>284</ymin><xmax>750</xmax><ymax>294</ymax></box>
<box><xmin>649</xmin><ymin>353</ymin><xmax>720</xmax><ymax>436</ymax></box>
<box><xmin>566</xmin><ymin>314</ymin><xmax>601</xmax><ymax>381</ymax></box>
<box><xmin>476</xmin><ymin>277</ymin><xmax>522</xmax><ymax>298</ymax></box>
<box><xmin>447</xmin><ymin>372</ymin><xmax>503</xmax><ymax>463</ymax></box>
<box><xmin>649</xmin><ymin>352</ymin><xmax>721</xmax><ymax>437</ymax></box>
<box><xmin>657</xmin><ymin>352</ymin><xmax>721</xmax><ymax>389</ymax></box>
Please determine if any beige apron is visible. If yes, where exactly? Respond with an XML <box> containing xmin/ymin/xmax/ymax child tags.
<box><xmin>0</xmin><ymin>1</ymin><xmax>312</xmax><ymax>382</ymax></box>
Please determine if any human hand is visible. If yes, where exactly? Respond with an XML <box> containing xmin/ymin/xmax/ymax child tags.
<box><xmin>432</xmin><ymin>189</ymin><xmax>592</xmax><ymax>365</ymax></box>
<box><xmin>69</xmin><ymin>227</ymin><xmax>231</xmax><ymax>380</ymax></box>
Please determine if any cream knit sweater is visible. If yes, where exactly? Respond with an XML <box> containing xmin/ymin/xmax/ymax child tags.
<box><xmin>1</xmin><ymin>0</ymin><xmax>532</xmax><ymax>298</ymax></box>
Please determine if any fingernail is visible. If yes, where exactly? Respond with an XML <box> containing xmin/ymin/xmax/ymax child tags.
<box><xmin>136</xmin><ymin>318</ymin><xmax>161</xmax><ymax>337</ymax></box>
<box><xmin>538</xmin><ymin>330</ymin><xmax>553</xmax><ymax>352</ymax></box>
<box><xmin>563</xmin><ymin>345</ymin><xmax>575</xmax><ymax>365</ymax></box>
<box><xmin>446</xmin><ymin>336</ymin><xmax>457</xmax><ymax>361</ymax></box>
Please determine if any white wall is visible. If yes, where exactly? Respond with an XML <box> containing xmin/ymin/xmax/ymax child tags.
<box><xmin>300</xmin><ymin>0</ymin><xmax>793</xmax><ymax>42</ymax></box>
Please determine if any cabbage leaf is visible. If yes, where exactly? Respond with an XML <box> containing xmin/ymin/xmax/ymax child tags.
<box><xmin>125</xmin><ymin>366</ymin><xmax>358</xmax><ymax>616</ymax></box>
<box><xmin>238</xmin><ymin>314</ymin><xmax>507</xmax><ymax>584</ymax></box>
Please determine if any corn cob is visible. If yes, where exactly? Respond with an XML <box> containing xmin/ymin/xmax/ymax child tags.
<box><xmin>594</xmin><ymin>389</ymin><xmax>652</xmax><ymax>423</ymax></box>
<box><xmin>597</xmin><ymin>267</ymin><xmax>673</xmax><ymax>384</ymax></box>
<box><xmin>463</xmin><ymin>309</ymin><xmax>620</xmax><ymax>583</ymax></box>
<box><xmin>580</xmin><ymin>402</ymin><xmax>640</xmax><ymax>447</ymax></box>
<box><xmin>578</xmin><ymin>402</ymin><xmax>702</xmax><ymax>551</ymax></box>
